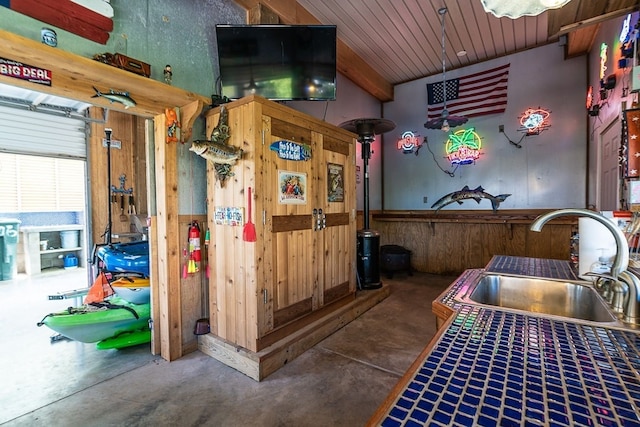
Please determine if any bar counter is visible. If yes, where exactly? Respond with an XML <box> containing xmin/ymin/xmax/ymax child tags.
<box><xmin>367</xmin><ymin>259</ymin><xmax>640</xmax><ymax>426</ymax></box>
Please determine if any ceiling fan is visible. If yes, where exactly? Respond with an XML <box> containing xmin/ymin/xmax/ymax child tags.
<box><xmin>424</xmin><ymin>7</ymin><xmax>468</xmax><ymax>132</ymax></box>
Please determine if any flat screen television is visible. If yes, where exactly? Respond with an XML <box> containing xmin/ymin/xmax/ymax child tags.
<box><xmin>215</xmin><ymin>24</ymin><xmax>337</xmax><ymax>101</ymax></box>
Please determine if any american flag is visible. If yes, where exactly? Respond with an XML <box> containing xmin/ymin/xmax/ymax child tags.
<box><xmin>427</xmin><ymin>63</ymin><xmax>510</xmax><ymax>120</ymax></box>
<box><xmin>624</xmin><ymin>108</ymin><xmax>640</xmax><ymax>178</ymax></box>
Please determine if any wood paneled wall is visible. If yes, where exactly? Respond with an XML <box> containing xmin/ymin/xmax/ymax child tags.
<box><xmin>178</xmin><ymin>214</ymin><xmax>208</xmax><ymax>354</ymax></box>
<box><xmin>89</xmin><ymin>109</ymin><xmax>147</xmax><ymax>246</ymax></box>
<box><xmin>358</xmin><ymin>210</ymin><xmax>576</xmax><ymax>275</ymax></box>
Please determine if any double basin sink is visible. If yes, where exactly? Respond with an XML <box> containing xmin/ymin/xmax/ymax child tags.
<box><xmin>458</xmin><ymin>273</ymin><xmax>620</xmax><ymax>324</ymax></box>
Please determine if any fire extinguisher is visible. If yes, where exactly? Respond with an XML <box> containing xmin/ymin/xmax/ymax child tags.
<box><xmin>188</xmin><ymin>221</ymin><xmax>201</xmax><ymax>273</ymax></box>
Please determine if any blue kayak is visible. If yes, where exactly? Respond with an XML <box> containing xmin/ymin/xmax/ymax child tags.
<box><xmin>96</xmin><ymin>240</ymin><xmax>149</xmax><ymax>276</ymax></box>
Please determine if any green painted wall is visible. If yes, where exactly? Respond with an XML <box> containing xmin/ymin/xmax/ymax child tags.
<box><xmin>0</xmin><ymin>1</ymin><xmax>382</xmax><ymax>215</ymax></box>
<box><xmin>0</xmin><ymin>0</ymin><xmax>244</xmax><ymax>96</ymax></box>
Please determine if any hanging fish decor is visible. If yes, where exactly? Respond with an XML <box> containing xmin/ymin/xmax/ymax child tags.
<box><xmin>189</xmin><ymin>106</ymin><xmax>242</xmax><ymax>186</ymax></box>
<box><xmin>92</xmin><ymin>86</ymin><xmax>137</xmax><ymax>109</ymax></box>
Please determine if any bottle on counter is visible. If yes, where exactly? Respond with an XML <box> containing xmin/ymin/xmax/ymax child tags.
<box><xmin>590</xmin><ymin>249</ymin><xmax>613</xmax><ymax>275</ymax></box>
<box><xmin>569</xmin><ymin>232</ymin><xmax>579</xmax><ymax>269</ymax></box>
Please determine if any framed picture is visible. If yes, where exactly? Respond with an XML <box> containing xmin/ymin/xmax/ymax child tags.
<box><xmin>327</xmin><ymin>163</ymin><xmax>344</xmax><ymax>202</ymax></box>
<box><xmin>278</xmin><ymin>170</ymin><xmax>307</xmax><ymax>204</ymax></box>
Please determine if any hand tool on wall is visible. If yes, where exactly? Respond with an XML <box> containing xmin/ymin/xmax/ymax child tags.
<box><xmin>243</xmin><ymin>187</ymin><xmax>257</xmax><ymax>242</ymax></box>
<box><xmin>119</xmin><ymin>193</ymin><xmax>127</xmax><ymax>222</ymax></box>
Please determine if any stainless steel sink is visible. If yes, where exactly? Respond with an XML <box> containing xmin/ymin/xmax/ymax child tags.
<box><xmin>463</xmin><ymin>274</ymin><xmax>617</xmax><ymax>322</ymax></box>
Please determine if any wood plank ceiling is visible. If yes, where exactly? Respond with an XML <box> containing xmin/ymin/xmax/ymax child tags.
<box><xmin>235</xmin><ymin>0</ymin><xmax>639</xmax><ymax>102</ymax></box>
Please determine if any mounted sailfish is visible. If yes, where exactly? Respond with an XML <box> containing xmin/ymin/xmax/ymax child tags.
<box><xmin>431</xmin><ymin>185</ymin><xmax>511</xmax><ymax>213</ymax></box>
<box><xmin>189</xmin><ymin>105</ymin><xmax>243</xmax><ymax>186</ymax></box>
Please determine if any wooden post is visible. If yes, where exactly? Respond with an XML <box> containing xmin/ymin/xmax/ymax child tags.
<box><xmin>153</xmin><ymin>112</ymin><xmax>183</xmax><ymax>361</ymax></box>
<box><xmin>248</xmin><ymin>3</ymin><xmax>280</xmax><ymax>24</ymax></box>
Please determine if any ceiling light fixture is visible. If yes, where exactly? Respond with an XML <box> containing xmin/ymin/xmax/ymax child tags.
<box><xmin>424</xmin><ymin>7</ymin><xmax>468</xmax><ymax>132</ymax></box>
<box><xmin>481</xmin><ymin>0</ymin><xmax>571</xmax><ymax>19</ymax></box>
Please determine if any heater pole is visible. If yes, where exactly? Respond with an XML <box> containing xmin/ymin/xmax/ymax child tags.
<box><xmin>361</xmin><ymin>136</ymin><xmax>372</xmax><ymax>229</ymax></box>
<box><xmin>339</xmin><ymin>118</ymin><xmax>395</xmax><ymax>290</ymax></box>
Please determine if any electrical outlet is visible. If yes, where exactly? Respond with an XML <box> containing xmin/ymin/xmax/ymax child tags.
<box><xmin>498</xmin><ymin>125</ymin><xmax>504</xmax><ymax>133</ymax></box>
<box><xmin>423</xmin><ymin>196</ymin><xmax>428</xmax><ymax>203</ymax></box>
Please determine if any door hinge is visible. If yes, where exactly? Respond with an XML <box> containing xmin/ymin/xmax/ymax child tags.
<box><xmin>263</xmin><ymin>289</ymin><xmax>268</xmax><ymax>304</ymax></box>
<box><xmin>261</xmin><ymin>130</ymin><xmax>265</xmax><ymax>145</ymax></box>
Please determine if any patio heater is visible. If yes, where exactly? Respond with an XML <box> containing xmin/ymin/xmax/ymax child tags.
<box><xmin>339</xmin><ymin>118</ymin><xmax>395</xmax><ymax>289</ymax></box>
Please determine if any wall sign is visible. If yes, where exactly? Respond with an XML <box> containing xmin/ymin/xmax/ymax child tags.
<box><xmin>213</xmin><ymin>207</ymin><xmax>244</xmax><ymax>226</ymax></box>
<box><xmin>327</xmin><ymin>163</ymin><xmax>344</xmax><ymax>202</ymax></box>
<box><xmin>270</xmin><ymin>140</ymin><xmax>312</xmax><ymax>161</ymax></box>
<box><xmin>620</xmin><ymin>14</ymin><xmax>632</xmax><ymax>43</ymax></box>
<box><xmin>278</xmin><ymin>170</ymin><xmax>307</xmax><ymax>204</ymax></box>
<box><xmin>445</xmin><ymin>128</ymin><xmax>482</xmax><ymax>165</ymax></box>
<box><xmin>0</xmin><ymin>57</ymin><xmax>52</xmax><ymax>86</ymax></box>
<box><xmin>600</xmin><ymin>43</ymin><xmax>608</xmax><ymax>81</ymax></box>
<box><xmin>396</xmin><ymin>131</ymin><xmax>422</xmax><ymax>154</ymax></box>
<box><xmin>518</xmin><ymin>107</ymin><xmax>551</xmax><ymax>135</ymax></box>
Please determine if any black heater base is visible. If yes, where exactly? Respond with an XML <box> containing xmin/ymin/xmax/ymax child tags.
<box><xmin>357</xmin><ymin>229</ymin><xmax>382</xmax><ymax>290</ymax></box>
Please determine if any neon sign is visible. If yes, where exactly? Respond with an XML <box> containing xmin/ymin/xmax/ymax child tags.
<box><xmin>396</xmin><ymin>131</ymin><xmax>422</xmax><ymax>154</ymax></box>
<box><xmin>600</xmin><ymin>43</ymin><xmax>608</xmax><ymax>80</ymax></box>
<box><xmin>620</xmin><ymin>14</ymin><xmax>632</xmax><ymax>43</ymax></box>
<box><xmin>586</xmin><ymin>86</ymin><xmax>593</xmax><ymax>109</ymax></box>
<box><xmin>445</xmin><ymin>128</ymin><xmax>482</xmax><ymax>165</ymax></box>
<box><xmin>518</xmin><ymin>107</ymin><xmax>551</xmax><ymax>135</ymax></box>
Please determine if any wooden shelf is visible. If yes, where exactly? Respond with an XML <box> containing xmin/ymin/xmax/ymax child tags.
<box><xmin>40</xmin><ymin>247</ymin><xmax>82</xmax><ymax>255</ymax></box>
<box><xmin>0</xmin><ymin>30</ymin><xmax>210</xmax><ymax>127</ymax></box>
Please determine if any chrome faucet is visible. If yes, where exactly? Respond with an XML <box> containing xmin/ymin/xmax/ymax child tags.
<box><xmin>530</xmin><ymin>208</ymin><xmax>640</xmax><ymax>323</ymax></box>
<box><xmin>530</xmin><ymin>209</ymin><xmax>629</xmax><ymax>278</ymax></box>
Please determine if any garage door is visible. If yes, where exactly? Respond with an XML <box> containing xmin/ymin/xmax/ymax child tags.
<box><xmin>0</xmin><ymin>104</ymin><xmax>87</xmax><ymax>159</ymax></box>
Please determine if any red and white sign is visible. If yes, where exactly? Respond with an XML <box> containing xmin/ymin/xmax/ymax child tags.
<box><xmin>0</xmin><ymin>57</ymin><xmax>52</xmax><ymax>86</ymax></box>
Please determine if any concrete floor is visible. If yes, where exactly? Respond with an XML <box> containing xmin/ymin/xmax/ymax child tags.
<box><xmin>0</xmin><ymin>267</ymin><xmax>455</xmax><ymax>427</ymax></box>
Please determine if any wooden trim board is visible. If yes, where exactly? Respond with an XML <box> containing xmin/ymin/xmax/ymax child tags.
<box><xmin>198</xmin><ymin>284</ymin><xmax>391</xmax><ymax>381</ymax></box>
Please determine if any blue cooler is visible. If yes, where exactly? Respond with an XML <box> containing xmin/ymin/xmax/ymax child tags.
<box><xmin>96</xmin><ymin>241</ymin><xmax>149</xmax><ymax>276</ymax></box>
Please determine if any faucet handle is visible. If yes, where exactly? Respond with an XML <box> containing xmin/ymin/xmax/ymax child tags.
<box><xmin>583</xmin><ymin>271</ymin><xmax>617</xmax><ymax>281</ymax></box>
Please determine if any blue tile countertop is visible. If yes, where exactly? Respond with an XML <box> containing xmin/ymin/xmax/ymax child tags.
<box><xmin>367</xmin><ymin>257</ymin><xmax>640</xmax><ymax>426</ymax></box>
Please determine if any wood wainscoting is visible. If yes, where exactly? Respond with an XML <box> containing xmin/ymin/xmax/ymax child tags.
<box><xmin>357</xmin><ymin>210</ymin><xmax>577</xmax><ymax>275</ymax></box>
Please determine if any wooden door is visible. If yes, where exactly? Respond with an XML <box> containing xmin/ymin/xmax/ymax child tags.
<box><xmin>317</xmin><ymin>133</ymin><xmax>355</xmax><ymax>307</ymax></box>
<box><xmin>599</xmin><ymin>118</ymin><xmax>620</xmax><ymax>210</ymax></box>
<box><xmin>262</xmin><ymin>116</ymin><xmax>321</xmax><ymax>330</ymax></box>
<box><xmin>260</xmin><ymin>114</ymin><xmax>355</xmax><ymax>335</ymax></box>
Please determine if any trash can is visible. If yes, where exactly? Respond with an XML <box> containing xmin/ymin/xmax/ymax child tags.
<box><xmin>0</xmin><ymin>218</ymin><xmax>21</xmax><ymax>281</ymax></box>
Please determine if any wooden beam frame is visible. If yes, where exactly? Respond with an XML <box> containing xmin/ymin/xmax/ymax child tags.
<box><xmin>553</xmin><ymin>5</ymin><xmax>640</xmax><ymax>38</ymax></box>
<box><xmin>233</xmin><ymin>0</ymin><xmax>393</xmax><ymax>102</ymax></box>
<box><xmin>0</xmin><ymin>30</ymin><xmax>209</xmax><ymax>361</ymax></box>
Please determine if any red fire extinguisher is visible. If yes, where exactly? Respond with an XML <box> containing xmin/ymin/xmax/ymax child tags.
<box><xmin>188</xmin><ymin>221</ymin><xmax>201</xmax><ymax>273</ymax></box>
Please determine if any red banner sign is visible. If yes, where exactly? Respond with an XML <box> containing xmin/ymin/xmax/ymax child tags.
<box><xmin>0</xmin><ymin>57</ymin><xmax>52</xmax><ymax>86</ymax></box>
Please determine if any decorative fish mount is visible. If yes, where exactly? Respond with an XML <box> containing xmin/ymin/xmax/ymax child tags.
<box><xmin>431</xmin><ymin>185</ymin><xmax>511</xmax><ymax>213</ymax></box>
<box><xmin>92</xmin><ymin>86</ymin><xmax>137</xmax><ymax>109</ymax></box>
<box><xmin>189</xmin><ymin>106</ymin><xmax>242</xmax><ymax>186</ymax></box>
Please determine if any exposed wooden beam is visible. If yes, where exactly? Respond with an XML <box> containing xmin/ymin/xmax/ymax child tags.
<box><xmin>554</xmin><ymin>5</ymin><xmax>639</xmax><ymax>37</ymax></box>
<box><xmin>0</xmin><ymin>30</ymin><xmax>210</xmax><ymax>118</ymax></box>
<box><xmin>233</xmin><ymin>0</ymin><xmax>393</xmax><ymax>102</ymax></box>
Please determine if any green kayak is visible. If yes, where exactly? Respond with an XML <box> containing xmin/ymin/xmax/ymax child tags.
<box><xmin>38</xmin><ymin>296</ymin><xmax>150</xmax><ymax>344</ymax></box>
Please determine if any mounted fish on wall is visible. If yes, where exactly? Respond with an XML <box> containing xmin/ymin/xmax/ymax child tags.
<box><xmin>431</xmin><ymin>185</ymin><xmax>511</xmax><ymax>213</ymax></box>
<box><xmin>92</xmin><ymin>86</ymin><xmax>137</xmax><ymax>109</ymax></box>
<box><xmin>189</xmin><ymin>105</ymin><xmax>243</xmax><ymax>186</ymax></box>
